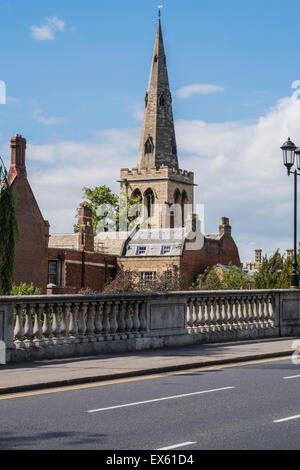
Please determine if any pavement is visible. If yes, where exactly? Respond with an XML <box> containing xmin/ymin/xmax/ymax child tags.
<box><xmin>0</xmin><ymin>337</ymin><xmax>298</xmax><ymax>395</ymax></box>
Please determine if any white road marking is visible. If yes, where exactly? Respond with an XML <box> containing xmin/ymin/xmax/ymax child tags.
<box><xmin>156</xmin><ymin>442</ymin><xmax>197</xmax><ymax>451</ymax></box>
<box><xmin>283</xmin><ymin>374</ymin><xmax>300</xmax><ymax>380</ymax></box>
<box><xmin>274</xmin><ymin>414</ymin><xmax>300</xmax><ymax>423</ymax></box>
<box><xmin>87</xmin><ymin>386</ymin><xmax>235</xmax><ymax>413</ymax></box>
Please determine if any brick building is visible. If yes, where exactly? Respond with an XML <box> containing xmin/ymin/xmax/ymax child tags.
<box><xmin>8</xmin><ymin>138</ymin><xmax>117</xmax><ymax>294</ymax></box>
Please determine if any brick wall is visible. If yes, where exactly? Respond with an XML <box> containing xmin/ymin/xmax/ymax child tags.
<box><xmin>48</xmin><ymin>248</ymin><xmax>117</xmax><ymax>293</ymax></box>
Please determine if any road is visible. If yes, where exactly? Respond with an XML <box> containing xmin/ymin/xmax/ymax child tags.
<box><xmin>1</xmin><ymin>356</ymin><xmax>300</xmax><ymax>450</ymax></box>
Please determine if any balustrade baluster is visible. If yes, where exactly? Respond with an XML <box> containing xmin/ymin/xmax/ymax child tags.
<box><xmin>118</xmin><ymin>301</ymin><xmax>127</xmax><ymax>339</ymax></box>
<box><xmin>209</xmin><ymin>297</ymin><xmax>217</xmax><ymax>332</ymax></box>
<box><xmin>110</xmin><ymin>301</ymin><xmax>120</xmax><ymax>340</ymax></box>
<box><xmin>267</xmin><ymin>295</ymin><xmax>274</xmax><ymax>327</ymax></box>
<box><xmin>258</xmin><ymin>296</ymin><xmax>264</xmax><ymax>327</ymax></box>
<box><xmin>187</xmin><ymin>298</ymin><xmax>194</xmax><ymax>329</ymax></box>
<box><xmin>60</xmin><ymin>303</ymin><xmax>69</xmax><ymax>341</ymax></box>
<box><xmin>126</xmin><ymin>302</ymin><xmax>134</xmax><ymax>338</ymax></box>
<box><xmin>86</xmin><ymin>302</ymin><xmax>96</xmax><ymax>342</ymax></box>
<box><xmin>95</xmin><ymin>302</ymin><xmax>104</xmax><ymax>342</ymax></box>
<box><xmin>24</xmin><ymin>303</ymin><xmax>34</xmax><ymax>348</ymax></box>
<box><xmin>132</xmin><ymin>301</ymin><xmax>141</xmax><ymax>337</ymax></box>
<box><xmin>69</xmin><ymin>303</ymin><xmax>79</xmax><ymax>341</ymax></box>
<box><xmin>14</xmin><ymin>303</ymin><xmax>25</xmax><ymax>348</ymax></box>
<box><xmin>52</xmin><ymin>303</ymin><xmax>62</xmax><ymax>345</ymax></box>
<box><xmin>215</xmin><ymin>297</ymin><xmax>222</xmax><ymax>332</ymax></box>
<box><xmin>33</xmin><ymin>303</ymin><xmax>43</xmax><ymax>346</ymax></box>
<box><xmin>103</xmin><ymin>301</ymin><xmax>112</xmax><ymax>340</ymax></box>
<box><xmin>220</xmin><ymin>297</ymin><xmax>228</xmax><ymax>332</ymax></box>
<box><xmin>193</xmin><ymin>299</ymin><xmax>200</xmax><ymax>332</ymax></box>
<box><xmin>78</xmin><ymin>302</ymin><xmax>88</xmax><ymax>342</ymax></box>
<box><xmin>139</xmin><ymin>302</ymin><xmax>147</xmax><ymax>336</ymax></box>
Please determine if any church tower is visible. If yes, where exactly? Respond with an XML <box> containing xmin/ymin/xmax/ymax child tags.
<box><xmin>120</xmin><ymin>18</ymin><xmax>195</xmax><ymax>228</ymax></box>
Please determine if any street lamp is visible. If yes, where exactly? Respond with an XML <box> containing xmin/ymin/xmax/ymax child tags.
<box><xmin>281</xmin><ymin>137</ymin><xmax>299</xmax><ymax>288</ymax></box>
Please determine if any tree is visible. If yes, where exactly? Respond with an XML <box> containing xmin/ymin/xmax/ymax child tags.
<box><xmin>74</xmin><ymin>185</ymin><xmax>118</xmax><ymax>232</ymax></box>
<box><xmin>192</xmin><ymin>264</ymin><xmax>250</xmax><ymax>290</ymax></box>
<box><xmin>253</xmin><ymin>250</ymin><xmax>293</xmax><ymax>289</ymax></box>
<box><xmin>74</xmin><ymin>185</ymin><xmax>142</xmax><ymax>233</ymax></box>
<box><xmin>0</xmin><ymin>158</ymin><xmax>18</xmax><ymax>294</ymax></box>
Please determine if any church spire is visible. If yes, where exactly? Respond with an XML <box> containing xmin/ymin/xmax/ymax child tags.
<box><xmin>137</xmin><ymin>18</ymin><xmax>179</xmax><ymax>170</ymax></box>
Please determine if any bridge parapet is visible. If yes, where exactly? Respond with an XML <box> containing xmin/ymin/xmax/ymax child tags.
<box><xmin>0</xmin><ymin>289</ymin><xmax>299</xmax><ymax>363</ymax></box>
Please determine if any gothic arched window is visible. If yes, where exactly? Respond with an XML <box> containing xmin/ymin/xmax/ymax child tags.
<box><xmin>181</xmin><ymin>191</ymin><xmax>188</xmax><ymax>227</ymax></box>
<box><xmin>145</xmin><ymin>92</ymin><xmax>148</xmax><ymax>108</ymax></box>
<box><xmin>159</xmin><ymin>93</ymin><xmax>165</xmax><ymax>106</ymax></box>
<box><xmin>144</xmin><ymin>188</ymin><xmax>155</xmax><ymax>219</ymax></box>
<box><xmin>145</xmin><ymin>136</ymin><xmax>154</xmax><ymax>154</ymax></box>
<box><xmin>154</xmin><ymin>55</ymin><xmax>158</xmax><ymax>63</ymax></box>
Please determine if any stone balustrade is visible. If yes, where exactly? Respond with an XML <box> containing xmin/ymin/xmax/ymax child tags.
<box><xmin>0</xmin><ymin>289</ymin><xmax>299</xmax><ymax>363</ymax></box>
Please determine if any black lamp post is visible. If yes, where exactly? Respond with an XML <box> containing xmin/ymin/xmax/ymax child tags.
<box><xmin>281</xmin><ymin>137</ymin><xmax>300</xmax><ymax>288</ymax></box>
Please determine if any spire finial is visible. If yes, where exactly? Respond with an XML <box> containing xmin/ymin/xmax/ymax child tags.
<box><xmin>158</xmin><ymin>5</ymin><xmax>163</xmax><ymax>19</ymax></box>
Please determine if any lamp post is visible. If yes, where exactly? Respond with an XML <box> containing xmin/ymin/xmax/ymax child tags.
<box><xmin>281</xmin><ymin>137</ymin><xmax>300</xmax><ymax>288</ymax></box>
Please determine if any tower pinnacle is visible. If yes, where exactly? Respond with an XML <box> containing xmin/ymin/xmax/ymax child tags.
<box><xmin>137</xmin><ymin>18</ymin><xmax>178</xmax><ymax>170</ymax></box>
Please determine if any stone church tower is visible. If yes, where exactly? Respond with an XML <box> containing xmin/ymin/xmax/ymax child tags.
<box><xmin>120</xmin><ymin>19</ymin><xmax>194</xmax><ymax>229</ymax></box>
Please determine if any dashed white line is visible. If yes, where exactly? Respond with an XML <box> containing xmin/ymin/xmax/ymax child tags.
<box><xmin>86</xmin><ymin>386</ymin><xmax>235</xmax><ymax>413</ymax></box>
<box><xmin>156</xmin><ymin>442</ymin><xmax>197</xmax><ymax>451</ymax></box>
<box><xmin>283</xmin><ymin>374</ymin><xmax>300</xmax><ymax>380</ymax></box>
<box><xmin>274</xmin><ymin>414</ymin><xmax>300</xmax><ymax>423</ymax></box>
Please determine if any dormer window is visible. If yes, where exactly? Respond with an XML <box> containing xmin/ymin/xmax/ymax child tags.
<box><xmin>154</xmin><ymin>55</ymin><xmax>158</xmax><ymax>63</ymax></box>
<box><xmin>145</xmin><ymin>92</ymin><xmax>148</xmax><ymax>108</ymax></box>
<box><xmin>136</xmin><ymin>246</ymin><xmax>146</xmax><ymax>256</ymax></box>
<box><xmin>145</xmin><ymin>136</ymin><xmax>154</xmax><ymax>154</ymax></box>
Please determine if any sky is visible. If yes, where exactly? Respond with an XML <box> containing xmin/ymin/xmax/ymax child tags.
<box><xmin>1</xmin><ymin>0</ymin><xmax>300</xmax><ymax>263</ymax></box>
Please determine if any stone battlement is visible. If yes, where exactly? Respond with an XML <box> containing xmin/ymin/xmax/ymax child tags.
<box><xmin>120</xmin><ymin>166</ymin><xmax>194</xmax><ymax>183</ymax></box>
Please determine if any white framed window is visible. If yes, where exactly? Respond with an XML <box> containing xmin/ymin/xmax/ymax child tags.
<box><xmin>139</xmin><ymin>271</ymin><xmax>156</xmax><ymax>282</ymax></box>
<box><xmin>161</xmin><ymin>246</ymin><xmax>171</xmax><ymax>255</ymax></box>
<box><xmin>136</xmin><ymin>246</ymin><xmax>147</xmax><ymax>256</ymax></box>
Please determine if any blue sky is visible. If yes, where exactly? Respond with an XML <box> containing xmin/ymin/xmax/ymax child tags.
<box><xmin>1</xmin><ymin>0</ymin><xmax>300</xmax><ymax>262</ymax></box>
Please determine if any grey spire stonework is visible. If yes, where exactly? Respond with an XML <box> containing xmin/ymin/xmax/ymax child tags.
<box><xmin>120</xmin><ymin>19</ymin><xmax>194</xmax><ymax>228</ymax></box>
<box><xmin>137</xmin><ymin>19</ymin><xmax>179</xmax><ymax>170</ymax></box>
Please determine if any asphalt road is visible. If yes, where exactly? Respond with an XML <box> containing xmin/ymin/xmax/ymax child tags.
<box><xmin>1</xmin><ymin>356</ymin><xmax>300</xmax><ymax>450</ymax></box>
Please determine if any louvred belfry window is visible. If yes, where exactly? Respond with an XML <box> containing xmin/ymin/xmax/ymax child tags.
<box><xmin>145</xmin><ymin>136</ymin><xmax>154</xmax><ymax>154</ymax></box>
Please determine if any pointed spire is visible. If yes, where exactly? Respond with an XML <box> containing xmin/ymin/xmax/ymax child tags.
<box><xmin>137</xmin><ymin>19</ymin><xmax>179</xmax><ymax>170</ymax></box>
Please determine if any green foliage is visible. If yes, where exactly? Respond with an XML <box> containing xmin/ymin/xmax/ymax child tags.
<box><xmin>74</xmin><ymin>185</ymin><xmax>142</xmax><ymax>232</ymax></box>
<box><xmin>192</xmin><ymin>265</ymin><xmax>250</xmax><ymax>291</ymax></box>
<box><xmin>10</xmin><ymin>282</ymin><xmax>42</xmax><ymax>296</ymax></box>
<box><xmin>253</xmin><ymin>250</ymin><xmax>294</xmax><ymax>289</ymax></box>
<box><xmin>74</xmin><ymin>185</ymin><xmax>118</xmax><ymax>232</ymax></box>
<box><xmin>0</xmin><ymin>159</ymin><xmax>19</xmax><ymax>294</ymax></box>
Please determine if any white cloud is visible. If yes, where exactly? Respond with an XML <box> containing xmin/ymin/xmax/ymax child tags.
<box><xmin>3</xmin><ymin>95</ymin><xmax>300</xmax><ymax>263</ymax></box>
<box><xmin>31</xmin><ymin>17</ymin><xmax>65</xmax><ymax>41</ymax></box>
<box><xmin>175</xmin><ymin>83</ymin><xmax>224</xmax><ymax>100</ymax></box>
<box><xmin>32</xmin><ymin>106</ymin><xmax>67</xmax><ymax>125</ymax></box>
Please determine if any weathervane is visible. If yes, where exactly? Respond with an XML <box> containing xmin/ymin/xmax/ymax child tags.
<box><xmin>158</xmin><ymin>5</ymin><xmax>163</xmax><ymax>18</ymax></box>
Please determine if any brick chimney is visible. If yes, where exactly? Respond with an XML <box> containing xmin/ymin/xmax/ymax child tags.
<box><xmin>8</xmin><ymin>134</ymin><xmax>27</xmax><ymax>183</ymax></box>
<box><xmin>219</xmin><ymin>217</ymin><xmax>231</xmax><ymax>237</ymax></box>
<box><xmin>78</xmin><ymin>205</ymin><xmax>94</xmax><ymax>252</ymax></box>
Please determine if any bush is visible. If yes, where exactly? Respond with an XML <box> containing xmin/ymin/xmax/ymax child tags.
<box><xmin>103</xmin><ymin>268</ymin><xmax>187</xmax><ymax>293</ymax></box>
<box><xmin>10</xmin><ymin>282</ymin><xmax>42</xmax><ymax>296</ymax></box>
